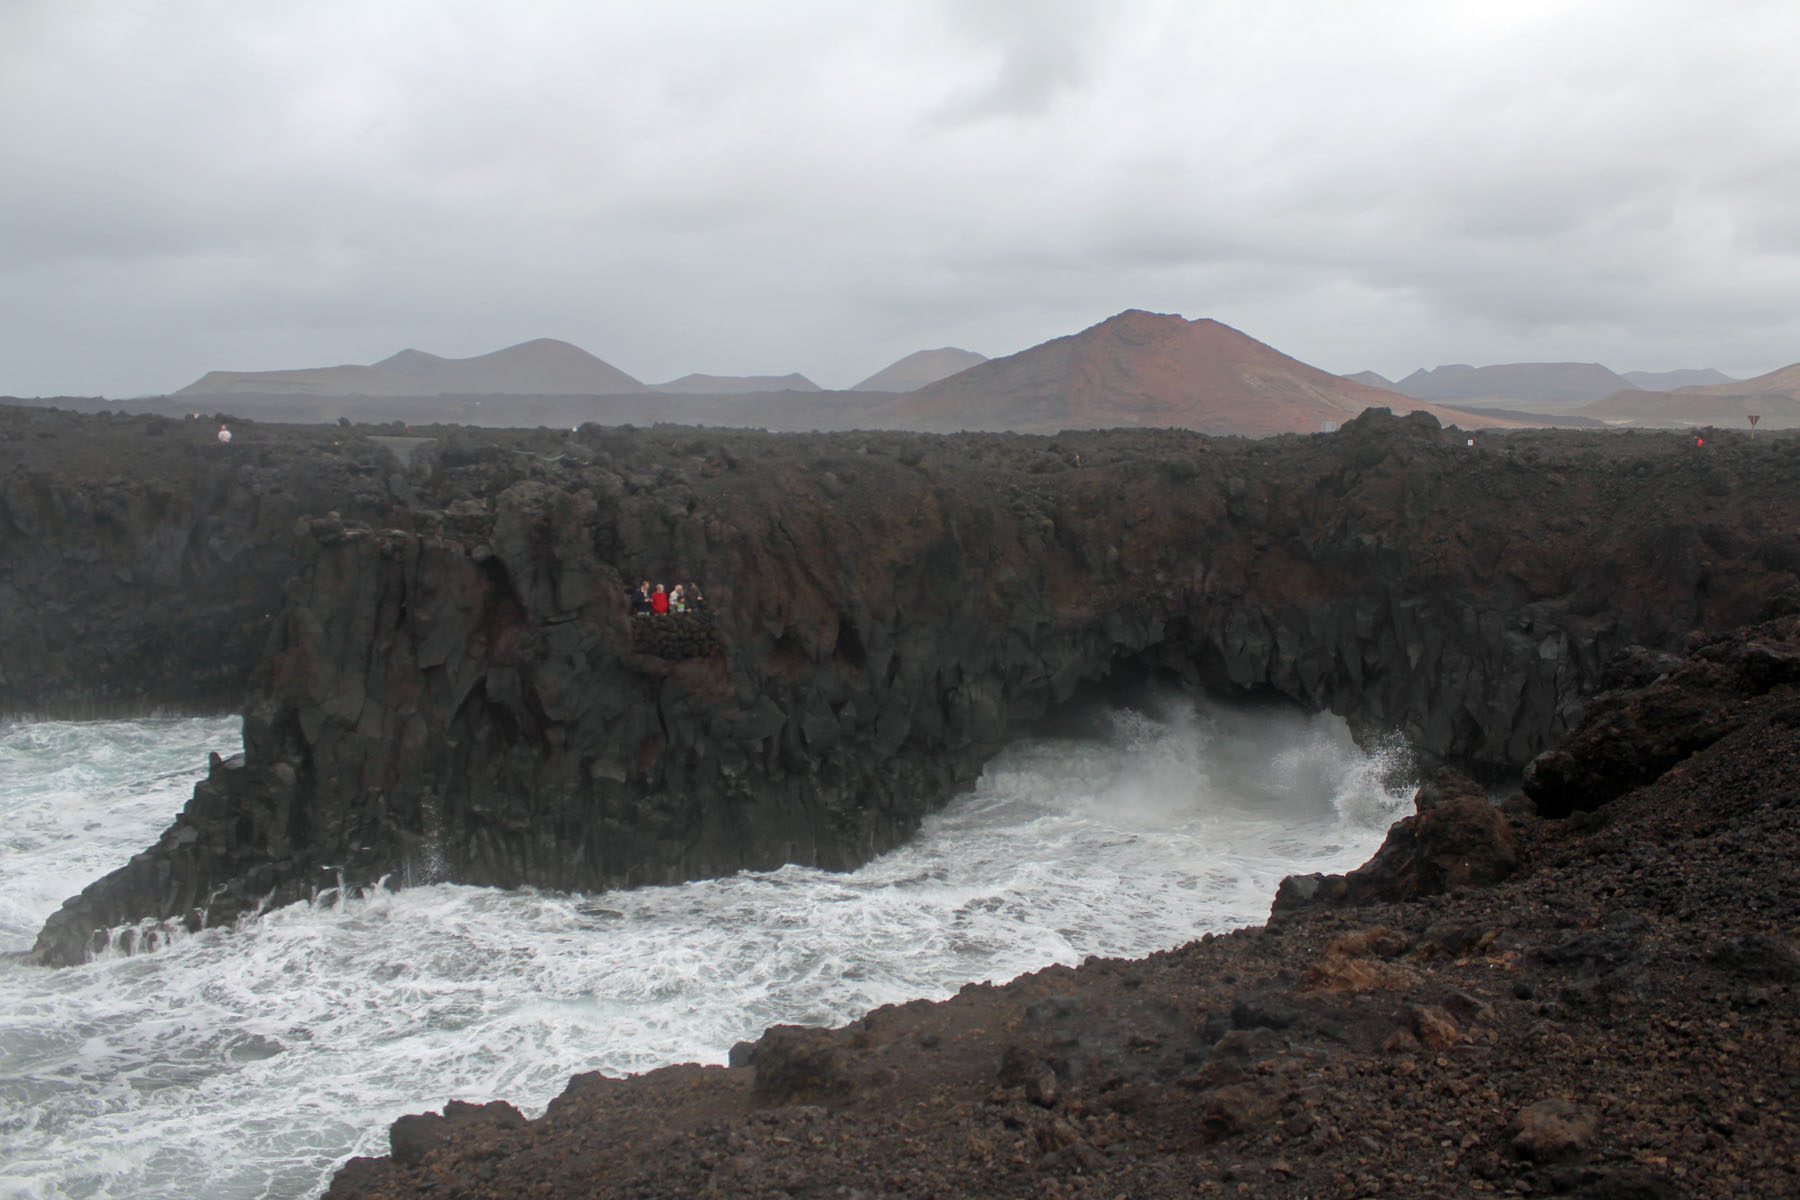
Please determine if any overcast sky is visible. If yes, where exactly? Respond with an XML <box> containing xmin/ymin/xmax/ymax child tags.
<box><xmin>3</xmin><ymin>0</ymin><xmax>1797</xmax><ymax>397</ymax></box>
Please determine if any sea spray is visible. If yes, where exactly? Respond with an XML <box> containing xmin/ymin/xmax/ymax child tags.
<box><xmin>0</xmin><ymin>695</ymin><xmax>1413</xmax><ymax>1199</ymax></box>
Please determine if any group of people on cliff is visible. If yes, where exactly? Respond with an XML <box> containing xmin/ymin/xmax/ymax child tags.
<box><xmin>630</xmin><ymin>580</ymin><xmax>706</xmax><ymax>616</ymax></box>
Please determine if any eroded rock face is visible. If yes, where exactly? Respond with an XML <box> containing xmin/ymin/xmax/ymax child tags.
<box><xmin>1523</xmin><ymin>616</ymin><xmax>1800</xmax><ymax>817</ymax></box>
<box><xmin>24</xmin><ymin>410</ymin><xmax>1800</xmax><ymax>963</ymax></box>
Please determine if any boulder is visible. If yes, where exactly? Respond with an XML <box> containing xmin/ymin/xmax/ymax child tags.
<box><xmin>744</xmin><ymin>1025</ymin><xmax>851</xmax><ymax>1103</ymax></box>
<box><xmin>1510</xmin><ymin>1098</ymin><xmax>1599</xmax><ymax>1163</ymax></box>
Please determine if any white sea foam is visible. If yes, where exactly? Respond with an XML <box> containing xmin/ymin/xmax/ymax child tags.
<box><xmin>0</xmin><ymin>695</ymin><xmax>1413</xmax><ymax>1200</ymax></box>
<box><xmin>0</xmin><ymin>717</ymin><xmax>242</xmax><ymax>950</ymax></box>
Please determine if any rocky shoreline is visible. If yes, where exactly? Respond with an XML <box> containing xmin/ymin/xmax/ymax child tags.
<box><xmin>5</xmin><ymin>402</ymin><xmax>1798</xmax><ymax>1194</ymax></box>
<box><xmin>21</xmin><ymin>408</ymin><xmax>1800</xmax><ymax>966</ymax></box>
<box><xmin>326</xmin><ymin>616</ymin><xmax>1799</xmax><ymax>1199</ymax></box>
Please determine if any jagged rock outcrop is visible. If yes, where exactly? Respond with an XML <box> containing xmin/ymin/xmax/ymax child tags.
<box><xmin>24</xmin><ymin>409</ymin><xmax>1800</xmax><ymax>963</ymax></box>
<box><xmin>1270</xmin><ymin>768</ymin><xmax>1522</xmax><ymax>913</ymax></box>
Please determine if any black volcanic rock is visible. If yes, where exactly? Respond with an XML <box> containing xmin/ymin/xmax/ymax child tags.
<box><xmin>1522</xmin><ymin>616</ymin><xmax>1800</xmax><ymax>817</ymax></box>
<box><xmin>11</xmin><ymin>403</ymin><xmax>1800</xmax><ymax>1196</ymax></box>
<box><xmin>1272</xmin><ymin>768</ymin><xmax>1519</xmax><ymax>913</ymax></box>
<box><xmin>22</xmin><ymin>408</ymin><xmax>1800</xmax><ymax>966</ymax></box>
<box><xmin>0</xmin><ymin>406</ymin><xmax>412</xmax><ymax>715</ymax></box>
<box><xmin>389</xmin><ymin>1100</ymin><xmax>525</xmax><ymax>1168</ymax></box>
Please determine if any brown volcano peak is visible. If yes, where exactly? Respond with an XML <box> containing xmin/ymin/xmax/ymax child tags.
<box><xmin>887</xmin><ymin>310</ymin><xmax>1511</xmax><ymax>435</ymax></box>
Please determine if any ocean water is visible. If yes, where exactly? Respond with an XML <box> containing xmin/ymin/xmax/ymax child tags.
<box><xmin>0</xmin><ymin>697</ymin><xmax>1414</xmax><ymax>1200</ymax></box>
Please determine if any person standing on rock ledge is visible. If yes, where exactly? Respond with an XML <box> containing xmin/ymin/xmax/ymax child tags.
<box><xmin>670</xmin><ymin>584</ymin><xmax>687</xmax><ymax>613</ymax></box>
<box><xmin>216</xmin><ymin>424</ymin><xmax>231</xmax><ymax>443</ymax></box>
<box><xmin>650</xmin><ymin>584</ymin><xmax>669</xmax><ymax>615</ymax></box>
<box><xmin>630</xmin><ymin>581</ymin><xmax>652</xmax><ymax>616</ymax></box>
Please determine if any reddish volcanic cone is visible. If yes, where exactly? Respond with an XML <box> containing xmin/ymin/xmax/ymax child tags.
<box><xmin>886</xmin><ymin>310</ymin><xmax>1514</xmax><ymax>435</ymax></box>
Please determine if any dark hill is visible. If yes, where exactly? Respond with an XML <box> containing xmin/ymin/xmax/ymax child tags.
<box><xmin>26</xmin><ymin>405</ymin><xmax>1800</xmax><ymax>969</ymax></box>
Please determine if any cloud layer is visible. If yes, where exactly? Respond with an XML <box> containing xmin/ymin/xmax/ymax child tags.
<box><xmin>3</xmin><ymin>0</ymin><xmax>1797</xmax><ymax>396</ymax></box>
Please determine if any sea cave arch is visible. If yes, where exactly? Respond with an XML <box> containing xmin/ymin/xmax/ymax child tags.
<box><xmin>29</xmin><ymin>411</ymin><xmax>1800</xmax><ymax>964</ymax></box>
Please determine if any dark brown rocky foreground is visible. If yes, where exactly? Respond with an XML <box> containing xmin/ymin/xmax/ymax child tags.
<box><xmin>327</xmin><ymin>618</ymin><xmax>1800</xmax><ymax>1200</ymax></box>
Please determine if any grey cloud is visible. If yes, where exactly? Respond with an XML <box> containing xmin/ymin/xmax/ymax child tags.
<box><xmin>2</xmin><ymin>1</ymin><xmax>1798</xmax><ymax>397</ymax></box>
<box><xmin>927</xmin><ymin>0</ymin><xmax>1110</xmax><ymax>123</ymax></box>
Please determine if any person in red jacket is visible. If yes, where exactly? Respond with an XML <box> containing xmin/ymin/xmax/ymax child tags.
<box><xmin>650</xmin><ymin>584</ymin><xmax>670</xmax><ymax>615</ymax></box>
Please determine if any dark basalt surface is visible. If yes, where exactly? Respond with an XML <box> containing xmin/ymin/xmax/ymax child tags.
<box><xmin>326</xmin><ymin>617</ymin><xmax>1800</xmax><ymax>1199</ymax></box>
<box><xmin>19</xmin><ymin>407</ymin><xmax>1800</xmax><ymax>966</ymax></box>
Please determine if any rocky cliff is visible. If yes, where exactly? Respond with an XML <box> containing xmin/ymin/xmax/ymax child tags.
<box><xmin>22</xmin><ymin>408</ymin><xmax>1800</xmax><ymax>965</ymax></box>
<box><xmin>0</xmin><ymin>406</ymin><xmax>411</xmax><ymax>716</ymax></box>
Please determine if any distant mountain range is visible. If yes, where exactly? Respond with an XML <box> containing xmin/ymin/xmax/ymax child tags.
<box><xmin>178</xmin><ymin>343</ymin><xmax>951</xmax><ymax>400</ymax></box>
<box><xmin>1386</xmin><ymin>362</ymin><xmax>1638</xmax><ymax>412</ymax></box>
<box><xmin>1620</xmin><ymin>368</ymin><xmax>1734</xmax><ymax>391</ymax></box>
<box><xmin>1345</xmin><ymin>359</ymin><xmax>1800</xmax><ymax>430</ymax></box>
<box><xmin>178</xmin><ymin>340</ymin><xmax>644</xmax><ymax>398</ymax></box>
<box><xmin>70</xmin><ymin>315</ymin><xmax>1788</xmax><ymax>436</ymax></box>
<box><xmin>1581</xmin><ymin>363</ymin><xmax>1800</xmax><ymax>429</ymax></box>
<box><xmin>1347</xmin><ymin>362</ymin><xmax>1761</xmax><ymax>421</ymax></box>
